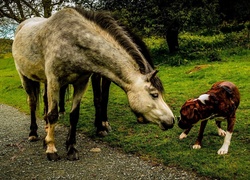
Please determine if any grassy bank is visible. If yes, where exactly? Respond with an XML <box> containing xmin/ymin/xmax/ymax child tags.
<box><xmin>1</xmin><ymin>32</ymin><xmax>249</xmax><ymax>179</ymax></box>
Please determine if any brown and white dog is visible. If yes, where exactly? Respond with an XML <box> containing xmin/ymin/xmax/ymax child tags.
<box><xmin>178</xmin><ymin>81</ymin><xmax>240</xmax><ymax>154</ymax></box>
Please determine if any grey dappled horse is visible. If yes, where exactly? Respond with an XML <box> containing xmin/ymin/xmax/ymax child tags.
<box><xmin>12</xmin><ymin>7</ymin><xmax>174</xmax><ymax>161</ymax></box>
<box><xmin>57</xmin><ymin>26</ymin><xmax>156</xmax><ymax>137</ymax></box>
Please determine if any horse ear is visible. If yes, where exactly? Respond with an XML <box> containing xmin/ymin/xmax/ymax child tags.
<box><xmin>145</xmin><ymin>70</ymin><xmax>158</xmax><ymax>82</ymax></box>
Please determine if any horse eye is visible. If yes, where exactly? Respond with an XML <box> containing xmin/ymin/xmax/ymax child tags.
<box><xmin>151</xmin><ymin>93</ymin><xmax>158</xmax><ymax>99</ymax></box>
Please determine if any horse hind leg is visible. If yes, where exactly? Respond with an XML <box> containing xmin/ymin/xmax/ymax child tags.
<box><xmin>21</xmin><ymin>75</ymin><xmax>40</xmax><ymax>141</ymax></box>
<box><xmin>59</xmin><ymin>84</ymin><xmax>68</xmax><ymax>117</ymax></box>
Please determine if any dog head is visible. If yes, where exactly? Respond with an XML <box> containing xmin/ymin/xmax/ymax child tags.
<box><xmin>178</xmin><ymin>99</ymin><xmax>201</xmax><ymax>129</ymax></box>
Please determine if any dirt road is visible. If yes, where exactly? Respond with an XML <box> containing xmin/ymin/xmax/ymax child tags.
<box><xmin>0</xmin><ymin>104</ymin><xmax>210</xmax><ymax>179</ymax></box>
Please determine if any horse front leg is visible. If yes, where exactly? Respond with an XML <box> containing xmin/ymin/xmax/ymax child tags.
<box><xmin>44</xmin><ymin>80</ymin><xmax>60</xmax><ymax>161</ymax></box>
<box><xmin>66</xmin><ymin>102</ymin><xmax>80</xmax><ymax>160</ymax></box>
<box><xmin>92</xmin><ymin>74</ymin><xmax>111</xmax><ymax>136</ymax></box>
<box><xmin>100</xmin><ymin>76</ymin><xmax>112</xmax><ymax>133</ymax></box>
<box><xmin>66</xmin><ymin>76</ymin><xmax>89</xmax><ymax>160</ymax></box>
<box><xmin>193</xmin><ymin>120</ymin><xmax>208</xmax><ymax>149</ymax></box>
<box><xmin>217</xmin><ymin>115</ymin><xmax>236</xmax><ymax>155</ymax></box>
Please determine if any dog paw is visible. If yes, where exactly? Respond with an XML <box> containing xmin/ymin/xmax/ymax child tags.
<box><xmin>217</xmin><ymin>147</ymin><xmax>228</xmax><ymax>155</ymax></box>
<box><xmin>179</xmin><ymin>132</ymin><xmax>187</xmax><ymax>140</ymax></box>
<box><xmin>218</xmin><ymin>128</ymin><xmax>226</xmax><ymax>136</ymax></box>
<box><xmin>193</xmin><ymin>144</ymin><xmax>201</xmax><ymax>149</ymax></box>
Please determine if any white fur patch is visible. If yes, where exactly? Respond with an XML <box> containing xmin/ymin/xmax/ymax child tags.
<box><xmin>217</xmin><ymin>131</ymin><xmax>232</xmax><ymax>155</ymax></box>
<box><xmin>193</xmin><ymin>144</ymin><xmax>201</xmax><ymax>149</ymax></box>
<box><xmin>217</xmin><ymin>128</ymin><xmax>226</xmax><ymax>136</ymax></box>
<box><xmin>197</xmin><ymin>94</ymin><xmax>210</xmax><ymax>104</ymax></box>
<box><xmin>179</xmin><ymin>132</ymin><xmax>187</xmax><ymax>139</ymax></box>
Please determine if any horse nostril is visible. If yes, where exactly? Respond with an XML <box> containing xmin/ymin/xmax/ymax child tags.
<box><xmin>161</xmin><ymin>121</ymin><xmax>174</xmax><ymax>130</ymax></box>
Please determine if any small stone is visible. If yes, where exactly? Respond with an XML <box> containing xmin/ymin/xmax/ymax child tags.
<box><xmin>90</xmin><ymin>148</ymin><xmax>101</xmax><ymax>153</ymax></box>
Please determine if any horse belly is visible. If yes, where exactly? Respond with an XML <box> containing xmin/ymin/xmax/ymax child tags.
<box><xmin>12</xmin><ymin>37</ymin><xmax>46</xmax><ymax>82</ymax></box>
<box><xmin>14</xmin><ymin>56</ymin><xmax>46</xmax><ymax>82</ymax></box>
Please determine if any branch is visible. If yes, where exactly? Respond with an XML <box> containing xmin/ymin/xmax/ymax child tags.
<box><xmin>20</xmin><ymin>0</ymin><xmax>41</xmax><ymax>17</ymax></box>
<box><xmin>51</xmin><ymin>0</ymin><xmax>64</xmax><ymax>6</ymax></box>
<box><xmin>0</xmin><ymin>1</ymin><xmax>23</xmax><ymax>23</ymax></box>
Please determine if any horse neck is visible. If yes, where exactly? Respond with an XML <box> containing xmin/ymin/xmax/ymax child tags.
<box><xmin>73</xmin><ymin>29</ymin><xmax>145</xmax><ymax>91</ymax></box>
<box><xmin>84</xmin><ymin>50</ymin><xmax>143</xmax><ymax>92</ymax></box>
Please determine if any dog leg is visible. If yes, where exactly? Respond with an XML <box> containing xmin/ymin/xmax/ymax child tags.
<box><xmin>216</xmin><ymin>120</ymin><xmax>226</xmax><ymax>136</ymax></box>
<box><xmin>217</xmin><ymin>115</ymin><xmax>235</xmax><ymax>154</ymax></box>
<box><xmin>193</xmin><ymin>120</ymin><xmax>208</xmax><ymax>149</ymax></box>
<box><xmin>217</xmin><ymin>131</ymin><xmax>232</xmax><ymax>154</ymax></box>
<box><xmin>216</xmin><ymin>121</ymin><xmax>226</xmax><ymax>136</ymax></box>
<box><xmin>179</xmin><ymin>127</ymin><xmax>192</xmax><ymax>140</ymax></box>
<box><xmin>217</xmin><ymin>128</ymin><xmax>226</xmax><ymax>136</ymax></box>
<box><xmin>179</xmin><ymin>132</ymin><xmax>187</xmax><ymax>139</ymax></box>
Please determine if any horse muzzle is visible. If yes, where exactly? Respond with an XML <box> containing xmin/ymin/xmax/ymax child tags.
<box><xmin>160</xmin><ymin>117</ymin><xmax>175</xmax><ymax>130</ymax></box>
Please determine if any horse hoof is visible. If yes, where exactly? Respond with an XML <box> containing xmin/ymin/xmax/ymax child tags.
<box><xmin>29</xmin><ymin>131</ymin><xmax>39</xmax><ymax>141</ymax></box>
<box><xmin>101</xmin><ymin>121</ymin><xmax>112</xmax><ymax>132</ymax></box>
<box><xmin>67</xmin><ymin>147</ymin><xmax>79</xmax><ymax>161</ymax></box>
<box><xmin>28</xmin><ymin>135</ymin><xmax>39</xmax><ymax>142</ymax></box>
<box><xmin>47</xmin><ymin>152</ymin><xmax>60</xmax><ymax>161</ymax></box>
<box><xmin>97</xmin><ymin>130</ymin><xmax>108</xmax><ymax>137</ymax></box>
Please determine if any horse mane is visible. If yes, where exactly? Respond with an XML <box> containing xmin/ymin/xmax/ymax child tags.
<box><xmin>73</xmin><ymin>7</ymin><xmax>164</xmax><ymax>93</ymax></box>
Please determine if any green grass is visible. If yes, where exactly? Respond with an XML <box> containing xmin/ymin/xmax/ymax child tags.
<box><xmin>0</xmin><ymin>49</ymin><xmax>249</xmax><ymax>179</ymax></box>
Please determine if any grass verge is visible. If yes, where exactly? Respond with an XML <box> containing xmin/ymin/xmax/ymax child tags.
<box><xmin>0</xmin><ymin>50</ymin><xmax>249</xmax><ymax>179</ymax></box>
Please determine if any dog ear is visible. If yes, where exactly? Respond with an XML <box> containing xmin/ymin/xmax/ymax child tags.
<box><xmin>180</xmin><ymin>105</ymin><xmax>190</xmax><ymax>116</ymax></box>
<box><xmin>185</xmin><ymin>107</ymin><xmax>195</xmax><ymax>119</ymax></box>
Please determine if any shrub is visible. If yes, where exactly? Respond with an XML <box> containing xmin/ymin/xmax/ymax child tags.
<box><xmin>144</xmin><ymin>29</ymin><xmax>248</xmax><ymax>66</ymax></box>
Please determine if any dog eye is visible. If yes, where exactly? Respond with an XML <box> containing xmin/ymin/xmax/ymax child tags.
<box><xmin>151</xmin><ymin>93</ymin><xmax>158</xmax><ymax>99</ymax></box>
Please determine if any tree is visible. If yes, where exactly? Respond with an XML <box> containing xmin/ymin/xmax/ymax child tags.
<box><xmin>101</xmin><ymin>0</ymin><xmax>220</xmax><ymax>53</ymax></box>
<box><xmin>219</xmin><ymin>0</ymin><xmax>250</xmax><ymax>23</ymax></box>
<box><xmin>0</xmin><ymin>0</ymin><xmax>68</xmax><ymax>23</ymax></box>
<box><xmin>0</xmin><ymin>0</ymin><xmax>102</xmax><ymax>39</ymax></box>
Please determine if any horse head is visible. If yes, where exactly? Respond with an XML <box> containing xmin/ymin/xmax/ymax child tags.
<box><xmin>127</xmin><ymin>70</ymin><xmax>175</xmax><ymax>130</ymax></box>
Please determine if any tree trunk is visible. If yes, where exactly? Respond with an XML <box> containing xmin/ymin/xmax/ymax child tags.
<box><xmin>42</xmin><ymin>0</ymin><xmax>52</xmax><ymax>18</ymax></box>
<box><xmin>166</xmin><ymin>21</ymin><xmax>179</xmax><ymax>53</ymax></box>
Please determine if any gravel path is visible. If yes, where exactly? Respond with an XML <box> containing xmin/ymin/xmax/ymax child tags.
<box><xmin>0</xmin><ymin>104</ymin><xmax>211</xmax><ymax>180</ymax></box>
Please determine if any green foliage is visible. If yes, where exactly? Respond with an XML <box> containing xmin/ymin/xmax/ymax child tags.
<box><xmin>0</xmin><ymin>39</ymin><xmax>13</xmax><ymax>54</ymax></box>
<box><xmin>144</xmin><ymin>29</ymin><xmax>249</xmax><ymax>66</ymax></box>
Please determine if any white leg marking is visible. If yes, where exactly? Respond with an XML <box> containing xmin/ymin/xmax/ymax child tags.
<box><xmin>179</xmin><ymin>132</ymin><xmax>187</xmax><ymax>140</ymax></box>
<box><xmin>217</xmin><ymin>128</ymin><xmax>226</xmax><ymax>136</ymax></box>
<box><xmin>217</xmin><ymin>131</ymin><xmax>232</xmax><ymax>155</ymax></box>
<box><xmin>45</xmin><ymin>123</ymin><xmax>57</xmax><ymax>154</ymax></box>
<box><xmin>193</xmin><ymin>144</ymin><xmax>201</xmax><ymax>149</ymax></box>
